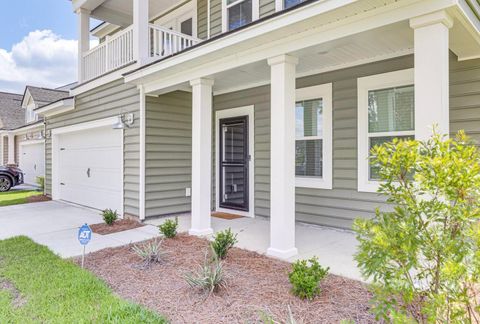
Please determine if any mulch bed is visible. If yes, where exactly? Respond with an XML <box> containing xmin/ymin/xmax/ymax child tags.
<box><xmin>26</xmin><ymin>195</ymin><xmax>51</xmax><ymax>203</ymax></box>
<box><xmin>90</xmin><ymin>219</ymin><xmax>144</xmax><ymax>235</ymax></box>
<box><xmin>79</xmin><ymin>234</ymin><xmax>376</xmax><ymax>323</ymax></box>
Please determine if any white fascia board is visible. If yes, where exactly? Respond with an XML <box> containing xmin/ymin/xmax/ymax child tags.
<box><xmin>125</xmin><ymin>0</ymin><xmax>456</xmax><ymax>92</ymax></box>
<box><xmin>35</xmin><ymin>98</ymin><xmax>75</xmax><ymax>118</ymax></box>
<box><xmin>72</xmin><ymin>0</ymin><xmax>105</xmax><ymax>12</ymax></box>
<box><xmin>11</xmin><ymin>123</ymin><xmax>44</xmax><ymax>135</ymax></box>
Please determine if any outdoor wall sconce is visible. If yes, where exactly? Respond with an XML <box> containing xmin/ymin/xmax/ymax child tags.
<box><xmin>112</xmin><ymin>113</ymin><xmax>134</xmax><ymax>129</ymax></box>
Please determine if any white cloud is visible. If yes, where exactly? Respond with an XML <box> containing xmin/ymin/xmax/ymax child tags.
<box><xmin>0</xmin><ymin>30</ymin><xmax>77</xmax><ymax>93</ymax></box>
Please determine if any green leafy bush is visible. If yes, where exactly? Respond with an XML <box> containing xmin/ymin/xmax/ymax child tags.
<box><xmin>102</xmin><ymin>209</ymin><xmax>118</xmax><ymax>225</ymax></box>
<box><xmin>132</xmin><ymin>238</ymin><xmax>167</xmax><ymax>267</ymax></box>
<box><xmin>288</xmin><ymin>257</ymin><xmax>329</xmax><ymax>300</ymax></box>
<box><xmin>210</xmin><ymin>228</ymin><xmax>238</xmax><ymax>259</ymax></box>
<box><xmin>354</xmin><ymin>130</ymin><xmax>480</xmax><ymax>323</ymax></box>
<box><xmin>36</xmin><ymin>176</ymin><xmax>45</xmax><ymax>190</ymax></box>
<box><xmin>183</xmin><ymin>247</ymin><xmax>226</xmax><ymax>296</ymax></box>
<box><xmin>158</xmin><ymin>217</ymin><xmax>178</xmax><ymax>238</ymax></box>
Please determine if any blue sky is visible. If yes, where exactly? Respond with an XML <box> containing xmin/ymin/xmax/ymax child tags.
<box><xmin>0</xmin><ymin>1</ymin><xmax>76</xmax><ymax>49</ymax></box>
<box><xmin>0</xmin><ymin>1</ymin><xmax>83</xmax><ymax>93</ymax></box>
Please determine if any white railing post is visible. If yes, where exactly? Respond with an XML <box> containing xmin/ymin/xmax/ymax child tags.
<box><xmin>76</xmin><ymin>8</ymin><xmax>90</xmax><ymax>83</ymax></box>
<box><xmin>133</xmin><ymin>0</ymin><xmax>149</xmax><ymax>65</ymax></box>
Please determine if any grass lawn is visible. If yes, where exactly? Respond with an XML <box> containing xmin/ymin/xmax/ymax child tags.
<box><xmin>0</xmin><ymin>236</ymin><xmax>166</xmax><ymax>323</ymax></box>
<box><xmin>0</xmin><ymin>191</ymin><xmax>42</xmax><ymax>207</ymax></box>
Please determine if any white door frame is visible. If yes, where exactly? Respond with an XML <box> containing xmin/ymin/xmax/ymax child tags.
<box><xmin>19</xmin><ymin>140</ymin><xmax>45</xmax><ymax>186</ymax></box>
<box><xmin>51</xmin><ymin>116</ymin><xmax>124</xmax><ymax>216</ymax></box>
<box><xmin>215</xmin><ymin>105</ymin><xmax>255</xmax><ymax>217</ymax></box>
<box><xmin>154</xmin><ymin>1</ymin><xmax>197</xmax><ymax>37</ymax></box>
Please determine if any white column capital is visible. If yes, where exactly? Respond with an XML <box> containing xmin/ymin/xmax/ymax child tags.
<box><xmin>410</xmin><ymin>10</ymin><xmax>453</xmax><ymax>30</ymax></box>
<box><xmin>75</xmin><ymin>7</ymin><xmax>91</xmax><ymax>15</ymax></box>
<box><xmin>190</xmin><ymin>78</ymin><xmax>215</xmax><ymax>87</ymax></box>
<box><xmin>267</xmin><ymin>54</ymin><xmax>299</xmax><ymax>67</ymax></box>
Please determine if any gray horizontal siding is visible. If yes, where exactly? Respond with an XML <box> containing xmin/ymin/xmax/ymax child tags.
<box><xmin>260</xmin><ymin>0</ymin><xmax>276</xmax><ymax>17</ymax></box>
<box><xmin>449</xmin><ymin>54</ymin><xmax>480</xmax><ymax>143</ymax></box>
<box><xmin>45</xmin><ymin>79</ymin><xmax>140</xmax><ymax>217</ymax></box>
<box><xmin>197</xmin><ymin>0</ymin><xmax>208</xmax><ymax>39</ymax></box>
<box><xmin>145</xmin><ymin>91</ymin><xmax>192</xmax><ymax>217</ymax></box>
<box><xmin>210</xmin><ymin>0</ymin><xmax>222</xmax><ymax>37</ymax></box>
<box><xmin>2</xmin><ymin>136</ymin><xmax>7</xmax><ymax>165</ymax></box>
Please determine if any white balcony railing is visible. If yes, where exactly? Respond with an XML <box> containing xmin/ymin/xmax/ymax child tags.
<box><xmin>81</xmin><ymin>24</ymin><xmax>201</xmax><ymax>82</ymax></box>
<box><xmin>149</xmin><ymin>24</ymin><xmax>201</xmax><ymax>58</ymax></box>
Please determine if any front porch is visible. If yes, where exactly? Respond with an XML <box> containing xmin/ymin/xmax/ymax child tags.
<box><xmin>146</xmin><ymin>214</ymin><xmax>361</xmax><ymax>281</ymax></box>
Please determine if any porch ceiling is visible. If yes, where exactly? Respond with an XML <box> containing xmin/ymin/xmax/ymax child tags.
<box><xmin>89</xmin><ymin>0</ymin><xmax>186</xmax><ymax>27</ymax></box>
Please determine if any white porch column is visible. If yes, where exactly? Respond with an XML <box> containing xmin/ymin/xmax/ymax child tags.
<box><xmin>7</xmin><ymin>133</ymin><xmax>15</xmax><ymax>165</ymax></box>
<box><xmin>189</xmin><ymin>78</ymin><xmax>214</xmax><ymax>236</ymax></box>
<box><xmin>133</xmin><ymin>0</ymin><xmax>150</xmax><ymax>65</ymax></box>
<box><xmin>410</xmin><ymin>11</ymin><xmax>453</xmax><ymax>140</ymax></box>
<box><xmin>76</xmin><ymin>8</ymin><xmax>90</xmax><ymax>83</ymax></box>
<box><xmin>267</xmin><ymin>54</ymin><xmax>298</xmax><ymax>259</ymax></box>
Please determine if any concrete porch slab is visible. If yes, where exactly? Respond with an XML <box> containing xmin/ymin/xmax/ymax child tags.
<box><xmin>146</xmin><ymin>214</ymin><xmax>362</xmax><ymax>281</ymax></box>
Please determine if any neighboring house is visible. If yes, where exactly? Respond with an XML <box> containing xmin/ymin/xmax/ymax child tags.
<box><xmin>0</xmin><ymin>92</ymin><xmax>25</xmax><ymax>165</ymax></box>
<box><xmin>0</xmin><ymin>86</ymin><xmax>71</xmax><ymax>186</ymax></box>
<box><xmin>36</xmin><ymin>0</ymin><xmax>480</xmax><ymax>258</ymax></box>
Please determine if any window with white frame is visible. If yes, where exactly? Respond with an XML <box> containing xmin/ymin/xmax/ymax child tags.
<box><xmin>223</xmin><ymin>0</ymin><xmax>258</xmax><ymax>31</ymax></box>
<box><xmin>357</xmin><ymin>69</ymin><xmax>415</xmax><ymax>192</ymax></box>
<box><xmin>295</xmin><ymin>84</ymin><xmax>332</xmax><ymax>189</ymax></box>
<box><xmin>284</xmin><ymin>0</ymin><xmax>305</xmax><ymax>9</ymax></box>
<box><xmin>26</xmin><ymin>106</ymin><xmax>37</xmax><ymax>123</ymax></box>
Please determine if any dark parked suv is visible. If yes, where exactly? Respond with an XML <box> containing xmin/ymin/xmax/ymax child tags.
<box><xmin>0</xmin><ymin>166</ymin><xmax>23</xmax><ymax>192</ymax></box>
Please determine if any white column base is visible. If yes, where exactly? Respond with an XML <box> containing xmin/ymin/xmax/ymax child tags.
<box><xmin>267</xmin><ymin>247</ymin><xmax>298</xmax><ymax>259</ymax></box>
<box><xmin>188</xmin><ymin>228</ymin><xmax>214</xmax><ymax>236</ymax></box>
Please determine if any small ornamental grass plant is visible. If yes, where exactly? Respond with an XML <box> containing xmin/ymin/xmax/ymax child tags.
<box><xmin>288</xmin><ymin>257</ymin><xmax>329</xmax><ymax>300</ymax></box>
<box><xmin>132</xmin><ymin>238</ymin><xmax>167</xmax><ymax>267</ymax></box>
<box><xmin>158</xmin><ymin>217</ymin><xmax>178</xmax><ymax>238</ymax></box>
<box><xmin>210</xmin><ymin>228</ymin><xmax>238</xmax><ymax>259</ymax></box>
<box><xmin>102</xmin><ymin>209</ymin><xmax>118</xmax><ymax>225</ymax></box>
<box><xmin>354</xmin><ymin>130</ymin><xmax>480</xmax><ymax>323</ymax></box>
<box><xmin>183</xmin><ymin>247</ymin><xmax>226</xmax><ymax>296</ymax></box>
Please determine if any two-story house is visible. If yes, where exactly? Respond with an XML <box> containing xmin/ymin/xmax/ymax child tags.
<box><xmin>36</xmin><ymin>0</ymin><xmax>480</xmax><ymax>259</ymax></box>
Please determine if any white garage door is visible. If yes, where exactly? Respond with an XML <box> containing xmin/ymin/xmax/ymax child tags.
<box><xmin>19</xmin><ymin>142</ymin><xmax>45</xmax><ymax>186</ymax></box>
<box><xmin>58</xmin><ymin>126</ymin><xmax>122</xmax><ymax>212</ymax></box>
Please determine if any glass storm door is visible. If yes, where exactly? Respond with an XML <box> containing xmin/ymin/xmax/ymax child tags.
<box><xmin>219</xmin><ymin>116</ymin><xmax>249</xmax><ymax>211</ymax></box>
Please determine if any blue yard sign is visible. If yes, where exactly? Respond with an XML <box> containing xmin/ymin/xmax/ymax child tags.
<box><xmin>78</xmin><ymin>224</ymin><xmax>92</xmax><ymax>246</ymax></box>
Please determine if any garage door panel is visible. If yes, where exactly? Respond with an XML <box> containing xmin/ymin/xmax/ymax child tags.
<box><xmin>58</xmin><ymin>126</ymin><xmax>122</xmax><ymax>212</ymax></box>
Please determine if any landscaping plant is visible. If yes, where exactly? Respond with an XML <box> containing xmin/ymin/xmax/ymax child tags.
<box><xmin>158</xmin><ymin>217</ymin><xmax>178</xmax><ymax>238</ymax></box>
<box><xmin>36</xmin><ymin>176</ymin><xmax>45</xmax><ymax>191</ymax></box>
<box><xmin>210</xmin><ymin>228</ymin><xmax>238</xmax><ymax>259</ymax></box>
<box><xmin>288</xmin><ymin>257</ymin><xmax>329</xmax><ymax>300</ymax></box>
<box><xmin>102</xmin><ymin>208</ymin><xmax>118</xmax><ymax>225</ymax></box>
<box><xmin>183</xmin><ymin>247</ymin><xmax>226</xmax><ymax>296</ymax></box>
<box><xmin>132</xmin><ymin>238</ymin><xmax>167</xmax><ymax>267</ymax></box>
<box><xmin>354</xmin><ymin>130</ymin><xmax>480</xmax><ymax>323</ymax></box>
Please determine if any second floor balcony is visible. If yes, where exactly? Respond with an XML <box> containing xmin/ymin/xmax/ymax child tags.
<box><xmin>81</xmin><ymin>24</ymin><xmax>201</xmax><ymax>82</ymax></box>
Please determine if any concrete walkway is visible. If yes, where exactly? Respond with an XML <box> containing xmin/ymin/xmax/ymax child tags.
<box><xmin>0</xmin><ymin>201</ymin><xmax>160</xmax><ymax>258</ymax></box>
<box><xmin>147</xmin><ymin>214</ymin><xmax>362</xmax><ymax>281</ymax></box>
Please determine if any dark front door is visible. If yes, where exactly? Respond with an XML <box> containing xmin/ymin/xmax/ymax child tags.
<box><xmin>219</xmin><ymin>116</ymin><xmax>249</xmax><ymax>211</ymax></box>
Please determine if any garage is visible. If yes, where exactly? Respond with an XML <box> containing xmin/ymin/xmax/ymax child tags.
<box><xmin>56</xmin><ymin>125</ymin><xmax>122</xmax><ymax>212</ymax></box>
<box><xmin>19</xmin><ymin>141</ymin><xmax>45</xmax><ymax>186</ymax></box>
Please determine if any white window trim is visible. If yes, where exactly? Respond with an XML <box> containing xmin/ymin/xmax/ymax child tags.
<box><xmin>215</xmin><ymin>105</ymin><xmax>255</xmax><ymax>218</ymax></box>
<box><xmin>357</xmin><ymin>68</ymin><xmax>414</xmax><ymax>193</ymax></box>
<box><xmin>222</xmin><ymin>0</ymin><xmax>260</xmax><ymax>33</ymax></box>
<box><xmin>295</xmin><ymin>83</ymin><xmax>332</xmax><ymax>190</ymax></box>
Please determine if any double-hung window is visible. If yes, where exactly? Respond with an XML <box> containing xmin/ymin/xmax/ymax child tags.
<box><xmin>357</xmin><ymin>69</ymin><xmax>415</xmax><ymax>192</ymax></box>
<box><xmin>223</xmin><ymin>0</ymin><xmax>258</xmax><ymax>32</ymax></box>
<box><xmin>295</xmin><ymin>84</ymin><xmax>333</xmax><ymax>189</ymax></box>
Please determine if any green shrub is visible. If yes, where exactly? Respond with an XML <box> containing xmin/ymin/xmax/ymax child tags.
<box><xmin>288</xmin><ymin>257</ymin><xmax>329</xmax><ymax>300</ymax></box>
<box><xmin>158</xmin><ymin>217</ymin><xmax>178</xmax><ymax>238</ymax></box>
<box><xmin>354</xmin><ymin>130</ymin><xmax>480</xmax><ymax>323</ymax></box>
<box><xmin>36</xmin><ymin>176</ymin><xmax>45</xmax><ymax>190</ymax></box>
<box><xmin>183</xmin><ymin>247</ymin><xmax>226</xmax><ymax>296</ymax></box>
<box><xmin>210</xmin><ymin>228</ymin><xmax>238</xmax><ymax>259</ymax></box>
<box><xmin>132</xmin><ymin>238</ymin><xmax>167</xmax><ymax>267</ymax></box>
<box><xmin>102</xmin><ymin>209</ymin><xmax>118</xmax><ymax>225</ymax></box>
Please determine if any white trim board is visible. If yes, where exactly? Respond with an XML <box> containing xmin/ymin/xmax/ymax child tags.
<box><xmin>51</xmin><ymin>116</ymin><xmax>125</xmax><ymax>217</ymax></box>
<box><xmin>215</xmin><ymin>105</ymin><xmax>255</xmax><ymax>218</ymax></box>
<box><xmin>295</xmin><ymin>83</ymin><xmax>333</xmax><ymax>189</ymax></box>
<box><xmin>357</xmin><ymin>68</ymin><xmax>414</xmax><ymax>193</ymax></box>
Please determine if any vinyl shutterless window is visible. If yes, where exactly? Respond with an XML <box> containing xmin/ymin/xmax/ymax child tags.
<box><xmin>367</xmin><ymin>85</ymin><xmax>414</xmax><ymax>180</ymax></box>
<box><xmin>284</xmin><ymin>0</ymin><xmax>305</xmax><ymax>9</ymax></box>
<box><xmin>226</xmin><ymin>0</ymin><xmax>253</xmax><ymax>30</ymax></box>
